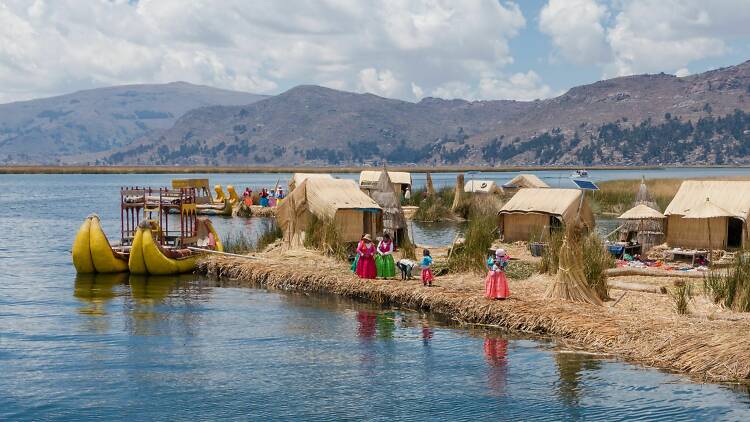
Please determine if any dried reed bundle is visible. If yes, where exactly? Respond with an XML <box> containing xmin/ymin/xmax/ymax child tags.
<box><xmin>451</xmin><ymin>174</ymin><xmax>464</xmax><ymax>212</ymax></box>
<box><xmin>545</xmin><ymin>236</ymin><xmax>603</xmax><ymax>306</ymax></box>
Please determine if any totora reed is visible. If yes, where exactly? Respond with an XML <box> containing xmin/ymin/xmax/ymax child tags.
<box><xmin>197</xmin><ymin>250</ymin><xmax>750</xmax><ymax>384</ymax></box>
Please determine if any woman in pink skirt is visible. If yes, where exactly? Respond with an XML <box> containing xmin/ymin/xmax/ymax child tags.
<box><xmin>485</xmin><ymin>249</ymin><xmax>510</xmax><ymax>299</ymax></box>
<box><xmin>355</xmin><ymin>234</ymin><xmax>377</xmax><ymax>279</ymax></box>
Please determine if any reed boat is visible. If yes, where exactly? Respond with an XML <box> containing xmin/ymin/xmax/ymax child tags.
<box><xmin>128</xmin><ymin>218</ymin><xmax>223</xmax><ymax>275</ymax></box>
<box><xmin>72</xmin><ymin>214</ymin><xmax>129</xmax><ymax>273</ymax></box>
<box><xmin>171</xmin><ymin>179</ymin><xmax>233</xmax><ymax>216</ymax></box>
<box><xmin>73</xmin><ymin>186</ymin><xmax>222</xmax><ymax>275</ymax></box>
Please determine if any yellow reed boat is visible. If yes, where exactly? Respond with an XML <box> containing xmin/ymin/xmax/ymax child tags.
<box><xmin>128</xmin><ymin>218</ymin><xmax>223</xmax><ymax>275</ymax></box>
<box><xmin>72</xmin><ymin>214</ymin><xmax>129</xmax><ymax>273</ymax></box>
<box><xmin>73</xmin><ymin>186</ymin><xmax>223</xmax><ymax>275</ymax></box>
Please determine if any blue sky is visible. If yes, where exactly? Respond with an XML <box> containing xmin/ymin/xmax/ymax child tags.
<box><xmin>1</xmin><ymin>0</ymin><xmax>749</xmax><ymax>103</ymax></box>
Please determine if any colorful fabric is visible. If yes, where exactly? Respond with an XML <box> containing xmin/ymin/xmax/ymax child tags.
<box><xmin>259</xmin><ymin>197</ymin><xmax>269</xmax><ymax>207</ymax></box>
<box><xmin>420</xmin><ymin>256</ymin><xmax>433</xmax><ymax>268</ymax></box>
<box><xmin>375</xmin><ymin>254</ymin><xmax>396</xmax><ymax>278</ymax></box>
<box><xmin>421</xmin><ymin>268</ymin><xmax>434</xmax><ymax>284</ymax></box>
<box><xmin>356</xmin><ymin>242</ymin><xmax>377</xmax><ymax>279</ymax></box>
<box><xmin>351</xmin><ymin>254</ymin><xmax>359</xmax><ymax>272</ymax></box>
<box><xmin>485</xmin><ymin>270</ymin><xmax>509</xmax><ymax>299</ymax></box>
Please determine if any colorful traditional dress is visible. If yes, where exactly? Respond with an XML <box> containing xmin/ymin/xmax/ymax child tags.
<box><xmin>355</xmin><ymin>241</ymin><xmax>377</xmax><ymax>279</ymax></box>
<box><xmin>485</xmin><ymin>256</ymin><xmax>510</xmax><ymax>299</ymax></box>
<box><xmin>420</xmin><ymin>255</ymin><xmax>434</xmax><ymax>286</ymax></box>
<box><xmin>351</xmin><ymin>240</ymin><xmax>362</xmax><ymax>273</ymax></box>
<box><xmin>375</xmin><ymin>239</ymin><xmax>396</xmax><ymax>279</ymax></box>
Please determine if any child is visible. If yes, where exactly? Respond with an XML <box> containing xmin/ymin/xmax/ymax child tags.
<box><xmin>420</xmin><ymin>249</ymin><xmax>434</xmax><ymax>287</ymax></box>
<box><xmin>485</xmin><ymin>249</ymin><xmax>509</xmax><ymax>300</ymax></box>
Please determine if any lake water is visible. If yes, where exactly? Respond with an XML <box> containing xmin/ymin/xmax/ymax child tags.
<box><xmin>3</xmin><ymin>172</ymin><xmax>750</xmax><ymax>420</ymax></box>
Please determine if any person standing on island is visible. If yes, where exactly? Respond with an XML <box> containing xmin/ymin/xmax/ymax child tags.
<box><xmin>420</xmin><ymin>249</ymin><xmax>434</xmax><ymax>287</ymax></box>
<box><xmin>376</xmin><ymin>232</ymin><xmax>396</xmax><ymax>279</ymax></box>
<box><xmin>485</xmin><ymin>249</ymin><xmax>509</xmax><ymax>300</ymax></box>
<box><xmin>355</xmin><ymin>234</ymin><xmax>377</xmax><ymax>279</ymax></box>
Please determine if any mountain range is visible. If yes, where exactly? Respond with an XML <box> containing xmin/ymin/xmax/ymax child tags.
<box><xmin>3</xmin><ymin>60</ymin><xmax>750</xmax><ymax>166</ymax></box>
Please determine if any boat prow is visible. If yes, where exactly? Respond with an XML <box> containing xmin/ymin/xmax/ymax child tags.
<box><xmin>72</xmin><ymin>214</ymin><xmax>129</xmax><ymax>273</ymax></box>
<box><xmin>129</xmin><ymin>219</ymin><xmax>222</xmax><ymax>275</ymax></box>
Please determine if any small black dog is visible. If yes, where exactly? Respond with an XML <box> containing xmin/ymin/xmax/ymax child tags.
<box><xmin>396</xmin><ymin>259</ymin><xmax>416</xmax><ymax>280</ymax></box>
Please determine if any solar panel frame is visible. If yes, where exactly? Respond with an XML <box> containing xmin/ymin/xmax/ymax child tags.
<box><xmin>572</xmin><ymin>179</ymin><xmax>599</xmax><ymax>190</ymax></box>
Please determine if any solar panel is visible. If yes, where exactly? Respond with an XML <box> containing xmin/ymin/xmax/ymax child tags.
<box><xmin>572</xmin><ymin>179</ymin><xmax>599</xmax><ymax>190</ymax></box>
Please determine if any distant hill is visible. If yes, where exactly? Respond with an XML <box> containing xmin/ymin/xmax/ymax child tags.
<box><xmin>5</xmin><ymin>60</ymin><xmax>750</xmax><ymax>166</ymax></box>
<box><xmin>0</xmin><ymin>82</ymin><xmax>266</xmax><ymax>164</ymax></box>
<box><xmin>104</xmin><ymin>60</ymin><xmax>750</xmax><ymax>166</ymax></box>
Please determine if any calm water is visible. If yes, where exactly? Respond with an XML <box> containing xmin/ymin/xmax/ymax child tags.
<box><xmin>3</xmin><ymin>172</ymin><xmax>750</xmax><ymax>420</ymax></box>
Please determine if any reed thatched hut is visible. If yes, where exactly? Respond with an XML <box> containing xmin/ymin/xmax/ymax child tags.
<box><xmin>498</xmin><ymin>188</ymin><xmax>594</xmax><ymax>242</ymax></box>
<box><xmin>277</xmin><ymin>178</ymin><xmax>382</xmax><ymax>247</ymax></box>
<box><xmin>288</xmin><ymin>173</ymin><xmax>334</xmax><ymax>192</ymax></box>
<box><xmin>366</xmin><ymin>170</ymin><xmax>408</xmax><ymax>244</ymax></box>
<box><xmin>664</xmin><ymin>181</ymin><xmax>750</xmax><ymax>249</ymax></box>
<box><xmin>502</xmin><ymin>174</ymin><xmax>550</xmax><ymax>194</ymax></box>
<box><xmin>360</xmin><ymin>170</ymin><xmax>412</xmax><ymax>196</ymax></box>
<box><xmin>464</xmin><ymin>180</ymin><xmax>502</xmax><ymax>194</ymax></box>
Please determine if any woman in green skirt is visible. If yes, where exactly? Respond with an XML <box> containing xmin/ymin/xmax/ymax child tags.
<box><xmin>375</xmin><ymin>233</ymin><xmax>396</xmax><ymax>279</ymax></box>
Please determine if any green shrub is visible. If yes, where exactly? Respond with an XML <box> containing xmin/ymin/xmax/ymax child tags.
<box><xmin>581</xmin><ymin>232</ymin><xmax>614</xmax><ymax>300</ymax></box>
<box><xmin>223</xmin><ymin>231</ymin><xmax>254</xmax><ymax>254</ymax></box>
<box><xmin>254</xmin><ymin>221</ymin><xmax>282</xmax><ymax>252</ymax></box>
<box><xmin>670</xmin><ymin>281</ymin><xmax>693</xmax><ymax>315</ymax></box>
<box><xmin>447</xmin><ymin>201</ymin><xmax>498</xmax><ymax>273</ymax></box>
<box><xmin>539</xmin><ymin>228</ymin><xmax>565</xmax><ymax>274</ymax></box>
<box><xmin>703</xmin><ymin>251</ymin><xmax>750</xmax><ymax>312</ymax></box>
<box><xmin>304</xmin><ymin>213</ymin><xmax>349</xmax><ymax>260</ymax></box>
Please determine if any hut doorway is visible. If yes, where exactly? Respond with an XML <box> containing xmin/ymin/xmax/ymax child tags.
<box><xmin>549</xmin><ymin>216</ymin><xmax>563</xmax><ymax>232</ymax></box>
<box><xmin>727</xmin><ymin>217</ymin><xmax>743</xmax><ymax>248</ymax></box>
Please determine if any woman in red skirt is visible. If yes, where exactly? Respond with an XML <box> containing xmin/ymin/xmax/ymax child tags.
<box><xmin>485</xmin><ymin>249</ymin><xmax>509</xmax><ymax>299</ymax></box>
<box><xmin>355</xmin><ymin>234</ymin><xmax>377</xmax><ymax>279</ymax></box>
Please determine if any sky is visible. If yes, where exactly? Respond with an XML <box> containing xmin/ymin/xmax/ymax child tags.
<box><xmin>1</xmin><ymin>0</ymin><xmax>750</xmax><ymax>104</ymax></box>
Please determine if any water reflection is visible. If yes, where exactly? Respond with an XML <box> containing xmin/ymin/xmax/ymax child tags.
<box><xmin>357</xmin><ymin>311</ymin><xmax>377</xmax><ymax>340</ymax></box>
<box><xmin>484</xmin><ymin>337</ymin><xmax>509</xmax><ymax>397</ymax></box>
<box><xmin>554</xmin><ymin>352</ymin><xmax>601</xmax><ymax>407</ymax></box>
<box><xmin>73</xmin><ymin>272</ymin><xmax>128</xmax><ymax>316</ymax></box>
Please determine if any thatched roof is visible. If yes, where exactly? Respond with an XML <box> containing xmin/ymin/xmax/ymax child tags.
<box><xmin>369</xmin><ymin>170</ymin><xmax>406</xmax><ymax>231</ymax></box>
<box><xmin>503</xmin><ymin>174</ymin><xmax>549</xmax><ymax>189</ymax></box>
<box><xmin>499</xmin><ymin>188</ymin><xmax>594</xmax><ymax>226</ymax></box>
<box><xmin>683</xmin><ymin>198</ymin><xmax>736</xmax><ymax>219</ymax></box>
<box><xmin>664</xmin><ymin>181</ymin><xmax>750</xmax><ymax>219</ymax></box>
<box><xmin>360</xmin><ymin>170</ymin><xmax>411</xmax><ymax>187</ymax></box>
<box><xmin>289</xmin><ymin>173</ymin><xmax>334</xmax><ymax>191</ymax></box>
<box><xmin>464</xmin><ymin>180</ymin><xmax>501</xmax><ymax>193</ymax></box>
<box><xmin>618</xmin><ymin>204</ymin><xmax>666</xmax><ymax>220</ymax></box>
<box><xmin>279</xmin><ymin>178</ymin><xmax>380</xmax><ymax>222</ymax></box>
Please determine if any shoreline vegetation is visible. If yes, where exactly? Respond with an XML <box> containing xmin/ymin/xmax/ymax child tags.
<box><xmin>1</xmin><ymin>164</ymin><xmax>734</xmax><ymax>174</ymax></box>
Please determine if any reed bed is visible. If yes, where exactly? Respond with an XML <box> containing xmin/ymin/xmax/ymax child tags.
<box><xmin>198</xmin><ymin>251</ymin><xmax>750</xmax><ymax>383</ymax></box>
<box><xmin>592</xmin><ymin>179</ymin><xmax>680</xmax><ymax>215</ymax></box>
<box><xmin>447</xmin><ymin>195</ymin><xmax>503</xmax><ymax>273</ymax></box>
<box><xmin>704</xmin><ymin>251</ymin><xmax>750</xmax><ymax>312</ymax></box>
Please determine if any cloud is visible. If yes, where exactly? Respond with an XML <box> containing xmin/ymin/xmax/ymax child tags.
<box><xmin>431</xmin><ymin>70</ymin><xmax>552</xmax><ymax>101</ymax></box>
<box><xmin>539</xmin><ymin>0</ymin><xmax>610</xmax><ymax>65</ymax></box>
<box><xmin>0</xmin><ymin>0</ymin><xmax>535</xmax><ymax>103</ymax></box>
<box><xmin>539</xmin><ymin>0</ymin><xmax>750</xmax><ymax>78</ymax></box>
<box><xmin>357</xmin><ymin>68</ymin><xmax>402</xmax><ymax>97</ymax></box>
<box><xmin>604</xmin><ymin>0</ymin><xmax>731</xmax><ymax>77</ymax></box>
